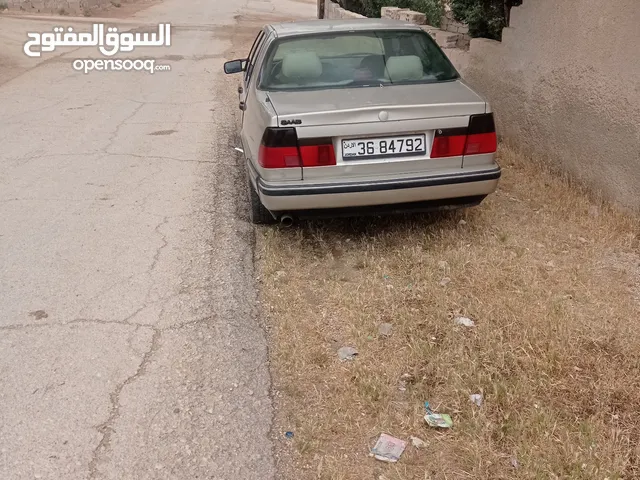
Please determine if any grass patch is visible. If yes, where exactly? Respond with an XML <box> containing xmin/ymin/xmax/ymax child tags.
<box><xmin>258</xmin><ymin>145</ymin><xmax>640</xmax><ymax>479</ymax></box>
<box><xmin>0</xmin><ymin>2</ymin><xmax>8</xmax><ymax>12</ymax></box>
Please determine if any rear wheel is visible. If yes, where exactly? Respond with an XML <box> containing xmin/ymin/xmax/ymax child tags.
<box><xmin>247</xmin><ymin>175</ymin><xmax>276</xmax><ymax>225</ymax></box>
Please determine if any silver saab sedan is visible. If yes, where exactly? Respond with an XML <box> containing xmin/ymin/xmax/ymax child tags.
<box><xmin>224</xmin><ymin>18</ymin><xmax>501</xmax><ymax>225</ymax></box>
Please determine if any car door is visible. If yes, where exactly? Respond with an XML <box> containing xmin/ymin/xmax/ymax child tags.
<box><xmin>240</xmin><ymin>29</ymin><xmax>295</xmax><ymax>181</ymax></box>
<box><xmin>239</xmin><ymin>29</ymin><xmax>266</xmax><ymax>123</ymax></box>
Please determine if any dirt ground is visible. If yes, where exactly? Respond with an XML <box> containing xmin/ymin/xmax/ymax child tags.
<box><xmin>258</xmin><ymin>145</ymin><xmax>640</xmax><ymax>479</ymax></box>
<box><xmin>0</xmin><ymin>0</ymin><xmax>161</xmax><ymax>18</ymax></box>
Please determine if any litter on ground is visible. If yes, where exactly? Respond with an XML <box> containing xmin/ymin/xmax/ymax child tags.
<box><xmin>454</xmin><ymin>316</ymin><xmax>475</xmax><ymax>327</ymax></box>
<box><xmin>424</xmin><ymin>402</ymin><xmax>453</xmax><ymax>428</ymax></box>
<box><xmin>470</xmin><ymin>393</ymin><xmax>483</xmax><ymax>407</ymax></box>
<box><xmin>370</xmin><ymin>433</ymin><xmax>406</xmax><ymax>463</ymax></box>
<box><xmin>410</xmin><ymin>436</ymin><xmax>427</xmax><ymax>448</ymax></box>
<box><xmin>337</xmin><ymin>346</ymin><xmax>358</xmax><ymax>361</ymax></box>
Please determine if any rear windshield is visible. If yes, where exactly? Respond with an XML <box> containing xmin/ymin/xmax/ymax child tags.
<box><xmin>259</xmin><ymin>30</ymin><xmax>459</xmax><ymax>91</ymax></box>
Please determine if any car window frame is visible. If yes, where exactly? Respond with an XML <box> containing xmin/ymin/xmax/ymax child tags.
<box><xmin>245</xmin><ymin>29</ymin><xmax>267</xmax><ymax>85</ymax></box>
<box><xmin>256</xmin><ymin>28</ymin><xmax>461</xmax><ymax>92</ymax></box>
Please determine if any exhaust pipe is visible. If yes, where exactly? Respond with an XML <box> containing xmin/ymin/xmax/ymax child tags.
<box><xmin>280</xmin><ymin>215</ymin><xmax>294</xmax><ymax>227</ymax></box>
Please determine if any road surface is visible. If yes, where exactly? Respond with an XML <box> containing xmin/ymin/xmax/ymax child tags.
<box><xmin>0</xmin><ymin>0</ymin><xmax>314</xmax><ymax>478</ymax></box>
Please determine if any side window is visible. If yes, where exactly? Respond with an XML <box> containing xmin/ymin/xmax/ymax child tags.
<box><xmin>245</xmin><ymin>31</ymin><xmax>266</xmax><ymax>84</ymax></box>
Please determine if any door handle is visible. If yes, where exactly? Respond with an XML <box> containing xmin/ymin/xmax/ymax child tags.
<box><xmin>239</xmin><ymin>101</ymin><xmax>246</xmax><ymax>111</ymax></box>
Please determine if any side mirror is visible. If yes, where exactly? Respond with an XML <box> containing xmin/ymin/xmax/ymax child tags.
<box><xmin>224</xmin><ymin>59</ymin><xmax>247</xmax><ymax>74</ymax></box>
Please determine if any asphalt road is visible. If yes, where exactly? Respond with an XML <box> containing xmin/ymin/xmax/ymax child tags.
<box><xmin>0</xmin><ymin>0</ymin><xmax>314</xmax><ymax>478</ymax></box>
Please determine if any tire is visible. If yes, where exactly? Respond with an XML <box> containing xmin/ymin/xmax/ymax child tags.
<box><xmin>247</xmin><ymin>175</ymin><xmax>276</xmax><ymax>225</ymax></box>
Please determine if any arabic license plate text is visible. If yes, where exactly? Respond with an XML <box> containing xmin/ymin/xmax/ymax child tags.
<box><xmin>342</xmin><ymin>135</ymin><xmax>426</xmax><ymax>159</ymax></box>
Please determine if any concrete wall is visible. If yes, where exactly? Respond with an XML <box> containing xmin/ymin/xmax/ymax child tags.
<box><xmin>458</xmin><ymin>0</ymin><xmax>640</xmax><ymax>209</ymax></box>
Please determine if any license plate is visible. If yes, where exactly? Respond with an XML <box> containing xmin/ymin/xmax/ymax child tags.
<box><xmin>342</xmin><ymin>135</ymin><xmax>426</xmax><ymax>160</ymax></box>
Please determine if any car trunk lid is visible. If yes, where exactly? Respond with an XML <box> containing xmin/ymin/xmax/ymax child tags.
<box><xmin>266</xmin><ymin>81</ymin><xmax>490</xmax><ymax>183</ymax></box>
<box><xmin>266</xmin><ymin>81</ymin><xmax>486</xmax><ymax>127</ymax></box>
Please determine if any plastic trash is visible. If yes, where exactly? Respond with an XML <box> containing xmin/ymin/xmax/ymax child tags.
<box><xmin>410</xmin><ymin>436</ymin><xmax>427</xmax><ymax>448</ymax></box>
<box><xmin>424</xmin><ymin>402</ymin><xmax>453</xmax><ymax>428</ymax></box>
<box><xmin>285</xmin><ymin>431</ymin><xmax>294</xmax><ymax>439</ymax></box>
<box><xmin>370</xmin><ymin>433</ymin><xmax>406</xmax><ymax>463</ymax></box>
<box><xmin>470</xmin><ymin>393</ymin><xmax>483</xmax><ymax>407</ymax></box>
<box><xmin>337</xmin><ymin>346</ymin><xmax>358</xmax><ymax>361</ymax></box>
<box><xmin>454</xmin><ymin>316</ymin><xmax>475</xmax><ymax>327</ymax></box>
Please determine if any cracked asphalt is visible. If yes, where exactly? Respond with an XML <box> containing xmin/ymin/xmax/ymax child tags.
<box><xmin>0</xmin><ymin>0</ymin><xmax>314</xmax><ymax>478</ymax></box>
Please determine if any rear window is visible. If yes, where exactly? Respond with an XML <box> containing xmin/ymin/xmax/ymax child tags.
<box><xmin>259</xmin><ymin>30</ymin><xmax>459</xmax><ymax>91</ymax></box>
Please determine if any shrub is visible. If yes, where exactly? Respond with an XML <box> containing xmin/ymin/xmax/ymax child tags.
<box><xmin>412</xmin><ymin>0</ymin><xmax>445</xmax><ymax>26</ymax></box>
<box><xmin>0</xmin><ymin>2</ymin><xmax>8</xmax><ymax>12</ymax></box>
<box><xmin>450</xmin><ymin>0</ymin><xmax>522</xmax><ymax>41</ymax></box>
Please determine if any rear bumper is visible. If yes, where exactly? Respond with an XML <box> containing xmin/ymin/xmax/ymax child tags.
<box><xmin>256</xmin><ymin>166</ymin><xmax>501</xmax><ymax>212</ymax></box>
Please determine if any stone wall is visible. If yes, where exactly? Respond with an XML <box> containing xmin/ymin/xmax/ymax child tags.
<box><xmin>323</xmin><ymin>0</ymin><xmax>365</xmax><ymax>19</ymax></box>
<box><xmin>324</xmin><ymin>1</ymin><xmax>466</xmax><ymax>50</ymax></box>
<box><xmin>381</xmin><ymin>5</ymin><xmax>469</xmax><ymax>49</ymax></box>
<box><xmin>440</xmin><ymin>11</ymin><xmax>468</xmax><ymax>36</ymax></box>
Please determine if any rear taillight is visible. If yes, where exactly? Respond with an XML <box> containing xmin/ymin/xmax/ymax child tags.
<box><xmin>430</xmin><ymin>113</ymin><xmax>497</xmax><ymax>158</ymax></box>
<box><xmin>431</xmin><ymin>128</ymin><xmax>467</xmax><ymax>158</ymax></box>
<box><xmin>258</xmin><ymin>128</ymin><xmax>336</xmax><ymax>168</ymax></box>
<box><xmin>299</xmin><ymin>138</ymin><xmax>336</xmax><ymax>167</ymax></box>
<box><xmin>465</xmin><ymin>113</ymin><xmax>497</xmax><ymax>155</ymax></box>
<box><xmin>259</xmin><ymin>128</ymin><xmax>301</xmax><ymax>168</ymax></box>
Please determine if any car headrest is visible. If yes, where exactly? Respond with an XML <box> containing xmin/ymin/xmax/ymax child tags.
<box><xmin>281</xmin><ymin>51</ymin><xmax>322</xmax><ymax>81</ymax></box>
<box><xmin>385</xmin><ymin>55</ymin><xmax>424</xmax><ymax>82</ymax></box>
<box><xmin>360</xmin><ymin>55</ymin><xmax>387</xmax><ymax>78</ymax></box>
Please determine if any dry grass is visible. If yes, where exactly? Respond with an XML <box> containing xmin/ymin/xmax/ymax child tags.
<box><xmin>257</xmin><ymin>145</ymin><xmax>640</xmax><ymax>480</ymax></box>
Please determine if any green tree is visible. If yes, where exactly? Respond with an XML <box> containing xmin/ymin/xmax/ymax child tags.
<box><xmin>449</xmin><ymin>0</ymin><xmax>522</xmax><ymax>41</ymax></box>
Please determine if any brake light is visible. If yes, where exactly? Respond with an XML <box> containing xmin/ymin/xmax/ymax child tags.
<box><xmin>259</xmin><ymin>128</ymin><xmax>301</xmax><ymax>168</ymax></box>
<box><xmin>430</xmin><ymin>113</ymin><xmax>497</xmax><ymax>158</ymax></box>
<box><xmin>299</xmin><ymin>138</ymin><xmax>336</xmax><ymax>167</ymax></box>
<box><xmin>431</xmin><ymin>128</ymin><xmax>467</xmax><ymax>158</ymax></box>
<box><xmin>258</xmin><ymin>128</ymin><xmax>336</xmax><ymax>168</ymax></box>
<box><xmin>464</xmin><ymin>113</ymin><xmax>497</xmax><ymax>155</ymax></box>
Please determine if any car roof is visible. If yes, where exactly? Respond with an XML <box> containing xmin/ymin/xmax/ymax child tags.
<box><xmin>267</xmin><ymin>19</ymin><xmax>423</xmax><ymax>37</ymax></box>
